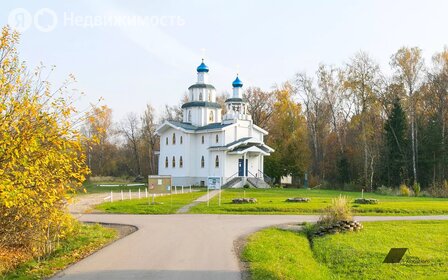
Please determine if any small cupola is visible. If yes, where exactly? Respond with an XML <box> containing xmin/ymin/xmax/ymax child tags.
<box><xmin>197</xmin><ymin>59</ymin><xmax>209</xmax><ymax>73</ymax></box>
<box><xmin>196</xmin><ymin>59</ymin><xmax>209</xmax><ymax>84</ymax></box>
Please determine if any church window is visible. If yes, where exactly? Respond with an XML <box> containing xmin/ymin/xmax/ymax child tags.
<box><xmin>208</xmin><ymin>92</ymin><xmax>211</xmax><ymax>102</ymax></box>
<box><xmin>188</xmin><ymin>111</ymin><xmax>192</xmax><ymax>122</ymax></box>
<box><xmin>215</xmin><ymin>155</ymin><xmax>219</xmax><ymax>168</ymax></box>
<box><xmin>172</xmin><ymin>156</ymin><xmax>176</xmax><ymax>168</ymax></box>
<box><xmin>201</xmin><ymin>135</ymin><xmax>205</xmax><ymax>144</ymax></box>
<box><xmin>180</xmin><ymin>136</ymin><xmax>183</xmax><ymax>144</ymax></box>
<box><xmin>216</xmin><ymin>134</ymin><xmax>219</xmax><ymax>143</ymax></box>
<box><xmin>209</xmin><ymin>111</ymin><xmax>214</xmax><ymax>122</ymax></box>
<box><xmin>180</xmin><ymin>156</ymin><xmax>183</xmax><ymax>168</ymax></box>
<box><xmin>201</xmin><ymin>156</ymin><xmax>205</xmax><ymax>168</ymax></box>
<box><xmin>166</xmin><ymin>137</ymin><xmax>168</xmax><ymax>145</ymax></box>
<box><xmin>199</xmin><ymin>91</ymin><xmax>203</xmax><ymax>101</ymax></box>
<box><xmin>165</xmin><ymin>157</ymin><xmax>168</xmax><ymax>168</ymax></box>
<box><xmin>172</xmin><ymin>133</ymin><xmax>176</xmax><ymax>144</ymax></box>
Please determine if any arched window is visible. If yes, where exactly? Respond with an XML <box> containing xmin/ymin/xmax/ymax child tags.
<box><xmin>172</xmin><ymin>156</ymin><xmax>176</xmax><ymax>168</ymax></box>
<box><xmin>199</xmin><ymin>91</ymin><xmax>203</xmax><ymax>101</ymax></box>
<box><xmin>180</xmin><ymin>136</ymin><xmax>183</xmax><ymax>144</ymax></box>
<box><xmin>165</xmin><ymin>157</ymin><xmax>168</xmax><ymax>168</ymax></box>
<box><xmin>215</xmin><ymin>134</ymin><xmax>219</xmax><ymax>143</ymax></box>
<box><xmin>201</xmin><ymin>135</ymin><xmax>204</xmax><ymax>144</ymax></box>
<box><xmin>188</xmin><ymin>111</ymin><xmax>192</xmax><ymax>122</ymax></box>
<box><xmin>209</xmin><ymin>111</ymin><xmax>214</xmax><ymax>122</ymax></box>
<box><xmin>166</xmin><ymin>137</ymin><xmax>168</xmax><ymax>145</ymax></box>
<box><xmin>201</xmin><ymin>156</ymin><xmax>205</xmax><ymax>168</ymax></box>
<box><xmin>208</xmin><ymin>92</ymin><xmax>212</xmax><ymax>102</ymax></box>
<box><xmin>215</xmin><ymin>155</ymin><xmax>219</xmax><ymax>168</ymax></box>
<box><xmin>172</xmin><ymin>133</ymin><xmax>176</xmax><ymax>144</ymax></box>
<box><xmin>180</xmin><ymin>156</ymin><xmax>183</xmax><ymax>168</ymax></box>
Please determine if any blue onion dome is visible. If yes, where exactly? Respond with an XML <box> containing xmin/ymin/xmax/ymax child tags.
<box><xmin>232</xmin><ymin>75</ymin><xmax>243</xmax><ymax>88</ymax></box>
<box><xmin>197</xmin><ymin>59</ymin><xmax>209</xmax><ymax>73</ymax></box>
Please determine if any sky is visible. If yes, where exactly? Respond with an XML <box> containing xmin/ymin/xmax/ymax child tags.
<box><xmin>1</xmin><ymin>0</ymin><xmax>448</xmax><ymax>121</ymax></box>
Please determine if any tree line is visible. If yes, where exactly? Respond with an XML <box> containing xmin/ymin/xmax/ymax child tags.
<box><xmin>84</xmin><ymin>47</ymin><xmax>448</xmax><ymax>193</ymax></box>
<box><xmin>248</xmin><ymin>48</ymin><xmax>448</xmax><ymax>192</ymax></box>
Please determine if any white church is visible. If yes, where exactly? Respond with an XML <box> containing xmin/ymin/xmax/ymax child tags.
<box><xmin>156</xmin><ymin>60</ymin><xmax>273</xmax><ymax>188</ymax></box>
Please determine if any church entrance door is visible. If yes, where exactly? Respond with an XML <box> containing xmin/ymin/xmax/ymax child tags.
<box><xmin>238</xmin><ymin>159</ymin><xmax>248</xmax><ymax>177</ymax></box>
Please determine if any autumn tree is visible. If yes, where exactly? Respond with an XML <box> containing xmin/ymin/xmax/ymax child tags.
<box><xmin>391</xmin><ymin>47</ymin><xmax>424</xmax><ymax>184</ymax></box>
<box><xmin>83</xmin><ymin>105</ymin><xmax>115</xmax><ymax>176</ymax></box>
<box><xmin>265</xmin><ymin>83</ymin><xmax>310</xmax><ymax>182</ymax></box>
<box><xmin>344</xmin><ymin>52</ymin><xmax>383</xmax><ymax>190</ymax></box>
<box><xmin>0</xmin><ymin>26</ymin><xmax>88</xmax><ymax>261</ymax></box>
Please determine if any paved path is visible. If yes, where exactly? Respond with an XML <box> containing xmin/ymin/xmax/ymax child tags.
<box><xmin>53</xmin><ymin>214</ymin><xmax>448</xmax><ymax>280</ymax></box>
<box><xmin>177</xmin><ymin>190</ymin><xmax>221</xmax><ymax>213</ymax></box>
<box><xmin>68</xmin><ymin>194</ymin><xmax>109</xmax><ymax>216</ymax></box>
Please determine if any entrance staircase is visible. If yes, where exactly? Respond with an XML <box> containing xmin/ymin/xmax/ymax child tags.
<box><xmin>221</xmin><ymin>177</ymin><xmax>243</xmax><ymax>188</ymax></box>
<box><xmin>247</xmin><ymin>177</ymin><xmax>271</xmax><ymax>189</ymax></box>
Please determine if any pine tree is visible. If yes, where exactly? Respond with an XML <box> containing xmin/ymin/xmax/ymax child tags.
<box><xmin>383</xmin><ymin>98</ymin><xmax>408</xmax><ymax>187</ymax></box>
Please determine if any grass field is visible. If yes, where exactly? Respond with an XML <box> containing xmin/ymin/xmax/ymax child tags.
<box><xmin>243</xmin><ymin>220</ymin><xmax>448</xmax><ymax>280</ymax></box>
<box><xmin>80</xmin><ymin>182</ymin><xmax>147</xmax><ymax>194</ymax></box>
<box><xmin>95</xmin><ymin>190</ymin><xmax>206</xmax><ymax>214</ymax></box>
<box><xmin>1</xmin><ymin>223</ymin><xmax>117</xmax><ymax>279</ymax></box>
<box><xmin>188</xmin><ymin>188</ymin><xmax>448</xmax><ymax>215</ymax></box>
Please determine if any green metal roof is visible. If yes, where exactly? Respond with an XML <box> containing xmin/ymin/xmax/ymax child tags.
<box><xmin>188</xmin><ymin>84</ymin><xmax>216</xmax><ymax>90</ymax></box>
<box><xmin>167</xmin><ymin>120</ymin><xmax>232</xmax><ymax>131</ymax></box>
<box><xmin>225</xmin><ymin>97</ymin><xmax>245</xmax><ymax>103</ymax></box>
<box><xmin>181</xmin><ymin>101</ymin><xmax>222</xmax><ymax>109</ymax></box>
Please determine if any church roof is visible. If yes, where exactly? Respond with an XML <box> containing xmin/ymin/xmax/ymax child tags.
<box><xmin>209</xmin><ymin>136</ymin><xmax>274</xmax><ymax>154</ymax></box>
<box><xmin>188</xmin><ymin>84</ymin><xmax>216</xmax><ymax>90</ymax></box>
<box><xmin>225</xmin><ymin>97</ymin><xmax>245</xmax><ymax>103</ymax></box>
<box><xmin>181</xmin><ymin>101</ymin><xmax>222</xmax><ymax>109</ymax></box>
<box><xmin>166</xmin><ymin>120</ymin><xmax>232</xmax><ymax>131</ymax></box>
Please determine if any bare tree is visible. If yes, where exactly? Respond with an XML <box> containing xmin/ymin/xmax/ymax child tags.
<box><xmin>120</xmin><ymin>113</ymin><xmax>142</xmax><ymax>176</ymax></box>
<box><xmin>244</xmin><ymin>87</ymin><xmax>275</xmax><ymax>129</ymax></box>
<box><xmin>141</xmin><ymin>104</ymin><xmax>159</xmax><ymax>175</ymax></box>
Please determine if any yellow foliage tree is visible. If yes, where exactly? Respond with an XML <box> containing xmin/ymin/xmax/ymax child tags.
<box><xmin>0</xmin><ymin>26</ymin><xmax>89</xmax><ymax>259</ymax></box>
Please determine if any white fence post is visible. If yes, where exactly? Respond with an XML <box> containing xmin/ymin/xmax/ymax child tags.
<box><xmin>175</xmin><ymin>186</ymin><xmax>177</xmax><ymax>194</ymax></box>
<box><xmin>121</xmin><ymin>190</ymin><xmax>124</xmax><ymax>201</ymax></box>
<box><xmin>139</xmin><ymin>188</ymin><xmax>141</xmax><ymax>199</ymax></box>
<box><xmin>181</xmin><ymin>186</ymin><xmax>184</xmax><ymax>194</ymax></box>
<box><xmin>129</xmin><ymin>189</ymin><xmax>131</xmax><ymax>200</ymax></box>
<box><xmin>190</xmin><ymin>185</ymin><xmax>192</xmax><ymax>193</ymax></box>
<box><xmin>110</xmin><ymin>191</ymin><xmax>113</xmax><ymax>203</ymax></box>
<box><xmin>145</xmin><ymin>188</ymin><xmax>148</xmax><ymax>198</ymax></box>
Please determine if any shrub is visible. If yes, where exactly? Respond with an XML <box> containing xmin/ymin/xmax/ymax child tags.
<box><xmin>342</xmin><ymin>182</ymin><xmax>363</xmax><ymax>191</ymax></box>
<box><xmin>412</xmin><ymin>182</ymin><xmax>421</xmax><ymax>197</ymax></box>
<box><xmin>427</xmin><ymin>180</ymin><xmax>448</xmax><ymax>198</ymax></box>
<box><xmin>399</xmin><ymin>184</ymin><xmax>411</xmax><ymax>196</ymax></box>
<box><xmin>318</xmin><ymin>195</ymin><xmax>353</xmax><ymax>226</ymax></box>
<box><xmin>354</xmin><ymin>198</ymin><xmax>379</xmax><ymax>204</ymax></box>
<box><xmin>376</xmin><ymin>185</ymin><xmax>394</xmax><ymax>196</ymax></box>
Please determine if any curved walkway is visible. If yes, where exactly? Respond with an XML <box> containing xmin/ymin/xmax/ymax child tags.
<box><xmin>52</xmin><ymin>214</ymin><xmax>448</xmax><ymax>280</ymax></box>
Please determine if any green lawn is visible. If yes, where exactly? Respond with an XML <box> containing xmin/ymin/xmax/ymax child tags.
<box><xmin>243</xmin><ymin>220</ymin><xmax>448</xmax><ymax>280</ymax></box>
<box><xmin>95</xmin><ymin>190</ymin><xmax>206</xmax><ymax>214</ymax></box>
<box><xmin>188</xmin><ymin>189</ymin><xmax>448</xmax><ymax>215</ymax></box>
<box><xmin>2</xmin><ymin>223</ymin><xmax>117</xmax><ymax>279</ymax></box>
<box><xmin>80</xmin><ymin>182</ymin><xmax>147</xmax><ymax>194</ymax></box>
